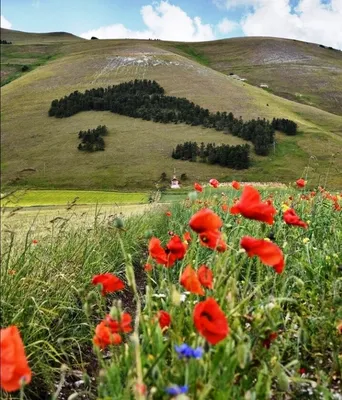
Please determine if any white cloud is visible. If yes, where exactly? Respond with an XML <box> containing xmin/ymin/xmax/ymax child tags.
<box><xmin>213</xmin><ymin>0</ymin><xmax>342</xmax><ymax>49</ymax></box>
<box><xmin>1</xmin><ymin>15</ymin><xmax>12</xmax><ymax>29</ymax></box>
<box><xmin>80</xmin><ymin>1</ymin><xmax>216</xmax><ymax>41</ymax></box>
<box><xmin>217</xmin><ymin>17</ymin><xmax>239</xmax><ymax>34</ymax></box>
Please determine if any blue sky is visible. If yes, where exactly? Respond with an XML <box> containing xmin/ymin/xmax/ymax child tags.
<box><xmin>1</xmin><ymin>0</ymin><xmax>341</xmax><ymax>48</ymax></box>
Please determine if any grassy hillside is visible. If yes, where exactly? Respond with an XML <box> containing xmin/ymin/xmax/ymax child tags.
<box><xmin>0</xmin><ymin>27</ymin><xmax>83</xmax><ymax>44</ymax></box>
<box><xmin>161</xmin><ymin>37</ymin><xmax>342</xmax><ymax>116</ymax></box>
<box><xmin>0</xmin><ymin>28</ymin><xmax>83</xmax><ymax>85</ymax></box>
<box><xmin>1</xmin><ymin>34</ymin><xmax>342</xmax><ymax>190</ymax></box>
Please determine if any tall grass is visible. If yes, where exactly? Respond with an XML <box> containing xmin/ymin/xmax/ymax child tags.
<box><xmin>1</xmin><ymin>187</ymin><xmax>341</xmax><ymax>399</ymax></box>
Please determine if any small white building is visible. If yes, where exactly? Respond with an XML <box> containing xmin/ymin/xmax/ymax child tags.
<box><xmin>170</xmin><ymin>175</ymin><xmax>181</xmax><ymax>189</ymax></box>
<box><xmin>260</xmin><ymin>84</ymin><xmax>269</xmax><ymax>88</ymax></box>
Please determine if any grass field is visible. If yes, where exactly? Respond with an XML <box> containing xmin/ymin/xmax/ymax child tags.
<box><xmin>1</xmin><ymin>189</ymin><xmax>148</xmax><ymax>207</ymax></box>
<box><xmin>1</xmin><ymin>184</ymin><xmax>341</xmax><ymax>399</ymax></box>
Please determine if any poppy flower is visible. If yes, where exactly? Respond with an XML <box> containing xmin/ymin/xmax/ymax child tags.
<box><xmin>144</xmin><ymin>263</ymin><xmax>153</xmax><ymax>272</ymax></box>
<box><xmin>92</xmin><ymin>273</ymin><xmax>125</xmax><ymax>296</ymax></box>
<box><xmin>183</xmin><ymin>231</ymin><xmax>192</xmax><ymax>243</ymax></box>
<box><xmin>165</xmin><ymin>211</ymin><xmax>172</xmax><ymax>217</ymax></box>
<box><xmin>240</xmin><ymin>236</ymin><xmax>285</xmax><ymax>274</ymax></box>
<box><xmin>296</xmin><ymin>178</ymin><xmax>306</xmax><ymax>188</ymax></box>
<box><xmin>0</xmin><ymin>326</ymin><xmax>32</xmax><ymax>392</ymax></box>
<box><xmin>148</xmin><ymin>236</ymin><xmax>186</xmax><ymax>267</ymax></box>
<box><xmin>232</xmin><ymin>181</ymin><xmax>240</xmax><ymax>190</ymax></box>
<box><xmin>189</xmin><ymin>208</ymin><xmax>223</xmax><ymax>233</ymax></box>
<box><xmin>157</xmin><ymin>310</ymin><xmax>171</xmax><ymax>330</ymax></box>
<box><xmin>209</xmin><ymin>178</ymin><xmax>219</xmax><ymax>188</ymax></box>
<box><xmin>180</xmin><ymin>265</ymin><xmax>205</xmax><ymax>295</ymax></box>
<box><xmin>105</xmin><ymin>312</ymin><xmax>133</xmax><ymax>333</ymax></box>
<box><xmin>283</xmin><ymin>209</ymin><xmax>308</xmax><ymax>228</ymax></box>
<box><xmin>262</xmin><ymin>332</ymin><xmax>278</xmax><ymax>349</ymax></box>
<box><xmin>197</xmin><ymin>265</ymin><xmax>213</xmax><ymax>289</ymax></box>
<box><xmin>199</xmin><ymin>230</ymin><xmax>227</xmax><ymax>252</ymax></box>
<box><xmin>93</xmin><ymin>321</ymin><xmax>122</xmax><ymax>349</ymax></box>
<box><xmin>230</xmin><ymin>185</ymin><xmax>276</xmax><ymax>225</ymax></box>
<box><xmin>194</xmin><ymin>182</ymin><xmax>203</xmax><ymax>192</ymax></box>
<box><xmin>32</xmin><ymin>239</ymin><xmax>38</xmax><ymax>245</ymax></box>
<box><xmin>193</xmin><ymin>298</ymin><xmax>229</xmax><ymax>345</ymax></box>
<box><xmin>221</xmin><ymin>203</ymin><xmax>229</xmax><ymax>212</ymax></box>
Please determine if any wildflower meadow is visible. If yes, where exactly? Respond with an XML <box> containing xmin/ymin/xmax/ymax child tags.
<box><xmin>1</xmin><ymin>180</ymin><xmax>341</xmax><ymax>400</ymax></box>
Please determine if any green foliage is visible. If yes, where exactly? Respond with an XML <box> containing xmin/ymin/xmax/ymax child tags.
<box><xmin>78</xmin><ymin>125</ymin><xmax>108</xmax><ymax>152</ymax></box>
<box><xmin>173</xmin><ymin>141</ymin><xmax>251</xmax><ymax>169</ymax></box>
<box><xmin>1</xmin><ymin>187</ymin><xmax>341</xmax><ymax>398</ymax></box>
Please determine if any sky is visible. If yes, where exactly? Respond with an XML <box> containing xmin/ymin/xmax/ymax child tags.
<box><xmin>1</xmin><ymin>0</ymin><xmax>342</xmax><ymax>49</ymax></box>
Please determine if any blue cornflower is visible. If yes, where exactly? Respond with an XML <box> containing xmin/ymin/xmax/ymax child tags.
<box><xmin>175</xmin><ymin>343</ymin><xmax>204</xmax><ymax>359</ymax></box>
<box><xmin>165</xmin><ymin>385</ymin><xmax>188</xmax><ymax>396</ymax></box>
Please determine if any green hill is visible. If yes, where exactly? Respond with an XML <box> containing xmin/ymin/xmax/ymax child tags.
<box><xmin>161</xmin><ymin>37</ymin><xmax>342</xmax><ymax>116</ymax></box>
<box><xmin>1</xmin><ymin>30</ymin><xmax>342</xmax><ymax>190</ymax></box>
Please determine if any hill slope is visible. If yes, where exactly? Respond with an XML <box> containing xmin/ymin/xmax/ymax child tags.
<box><xmin>161</xmin><ymin>37</ymin><xmax>342</xmax><ymax>116</ymax></box>
<box><xmin>0</xmin><ymin>28</ymin><xmax>83</xmax><ymax>44</ymax></box>
<box><xmin>1</xmin><ymin>34</ymin><xmax>342</xmax><ymax>189</ymax></box>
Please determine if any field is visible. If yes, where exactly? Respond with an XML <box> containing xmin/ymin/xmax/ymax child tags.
<box><xmin>1</xmin><ymin>183</ymin><xmax>341</xmax><ymax>399</ymax></box>
<box><xmin>1</xmin><ymin>190</ymin><xmax>148</xmax><ymax>207</ymax></box>
<box><xmin>1</xmin><ymin>36</ymin><xmax>342</xmax><ymax>190</ymax></box>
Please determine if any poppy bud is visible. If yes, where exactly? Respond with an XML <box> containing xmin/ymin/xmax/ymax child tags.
<box><xmin>125</xmin><ymin>262</ymin><xmax>136</xmax><ymax>289</ymax></box>
<box><xmin>188</xmin><ymin>191</ymin><xmax>198</xmax><ymax>201</ymax></box>
<box><xmin>113</xmin><ymin>217</ymin><xmax>124</xmax><ymax>229</ymax></box>
<box><xmin>144</xmin><ymin>229</ymin><xmax>154</xmax><ymax>239</ymax></box>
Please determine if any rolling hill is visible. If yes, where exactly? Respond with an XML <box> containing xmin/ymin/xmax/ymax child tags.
<box><xmin>1</xmin><ymin>29</ymin><xmax>342</xmax><ymax>190</ymax></box>
<box><xmin>161</xmin><ymin>37</ymin><xmax>342</xmax><ymax>116</ymax></box>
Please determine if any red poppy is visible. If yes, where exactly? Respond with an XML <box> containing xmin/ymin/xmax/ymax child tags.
<box><xmin>283</xmin><ymin>209</ymin><xmax>308</xmax><ymax>228</ymax></box>
<box><xmin>240</xmin><ymin>236</ymin><xmax>285</xmax><ymax>273</ymax></box>
<box><xmin>93</xmin><ymin>321</ymin><xmax>122</xmax><ymax>349</ymax></box>
<box><xmin>209</xmin><ymin>178</ymin><xmax>219</xmax><ymax>188</ymax></box>
<box><xmin>105</xmin><ymin>312</ymin><xmax>133</xmax><ymax>333</ymax></box>
<box><xmin>183</xmin><ymin>231</ymin><xmax>192</xmax><ymax>243</ymax></box>
<box><xmin>157</xmin><ymin>310</ymin><xmax>171</xmax><ymax>330</ymax></box>
<box><xmin>194</xmin><ymin>182</ymin><xmax>203</xmax><ymax>192</ymax></box>
<box><xmin>0</xmin><ymin>326</ymin><xmax>32</xmax><ymax>392</ymax></box>
<box><xmin>232</xmin><ymin>181</ymin><xmax>240</xmax><ymax>190</ymax></box>
<box><xmin>221</xmin><ymin>203</ymin><xmax>229</xmax><ymax>212</ymax></box>
<box><xmin>262</xmin><ymin>332</ymin><xmax>278</xmax><ymax>349</ymax></box>
<box><xmin>180</xmin><ymin>265</ymin><xmax>205</xmax><ymax>295</ymax></box>
<box><xmin>165</xmin><ymin>211</ymin><xmax>172</xmax><ymax>217</ymax></box>
<box><xmin>92</xmin><ymin>273</ymin><xmax>125</xmax><ymax>296</ymax></box>
<box><xmin>149</xmin><ymin>236</ymin><xmax>186</xmax><ymax>267</ymax></box>
<box><xmin>149</xmin><ymin>237</ymin><xmax>168</xmax><ymax>265</ymax></box>
<box><xmin>144</xmin><ymin>263</ymin><xmax>153</xmax><ymax>272</ymax></box>
<box><xmin>230</xmin><ymin>185</ymin><xmax>276</xmax><ymax>225</ymax></box>
<box><xmin>189</xmin><ymin>208</ymin><xmax>223</xmax><ymax>233</ymax></box>
<box><xmin>166</xmin><ymin>235</ymin><xmax>187</xmax><ymax>260</ymax></box>
<box><xmin>299</xmin><ymin>368</ymin><xmax>306</xmax><ymax>375</ymax></box>
<box><xmin>193</xmin><ymin>298</ymin><xmax>229</xmax><ymax>345</ymax></box>
<box><xmin>199</xmin><ymin>230</ymin><xmax>227</xmax><ymax>252</ymax></box>
<box><xmin>197</xmin><ymin>265</ymin><xmax>213</xmax><ymax>289</ymax></box>
<box><xmin>32</xmin><ymin>239</ymin><xmax>38</xmax><ymax>245</ymax></box>
<box><xmin>334</xmin><ymin>202</ymin><xmax>341</xmax><ymax>211</ymax></box>
<box><xmin>296</xmin><ymin>178</ymin><xmax>306</xmax><ymax>188</ymax></box>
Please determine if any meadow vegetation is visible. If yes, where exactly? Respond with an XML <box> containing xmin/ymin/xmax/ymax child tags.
<box><xmin>1</xmin><ymin>181</ymin><xmax>341</xmax><ymax>399</ymax></box>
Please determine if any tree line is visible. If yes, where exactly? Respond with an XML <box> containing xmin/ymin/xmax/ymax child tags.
<box><xmin>172</xmin><ymin>141</ymin><xmax>250</xmax><ymax>169</ymax></box>
<box><xmin>271</xmin><ymin>118</ymin><xmax>297</xmax><ymax>135</ymax></box>
<box><xmin>1</xmin><ymin>40</ymin><xmax>12</xmax><ymax>44</ymax></box>
<box><xmin>49</xmin><ymin>79</ymin><xmax>297</xmax><ymax>156</ymax></box>
<box><xmin>78</xmin><ymin>125</ymin><xmax>108</xmax><ymax>152</ymax></box>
